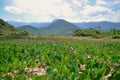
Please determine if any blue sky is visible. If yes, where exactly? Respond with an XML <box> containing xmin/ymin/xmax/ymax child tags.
<box><xmin>0</xmin><ymin>0</ymin><xmax>120</xmax><ymax>22</ymax></box>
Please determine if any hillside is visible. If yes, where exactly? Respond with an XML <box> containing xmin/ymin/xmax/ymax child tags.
<box><xmin>19</xmin><ymin>19</ymin><xmax>79</xmax><ymax>36</ymax></box>
<box><xmin>9</xmin><ymin>19</ymin><xmax>120</xmax><ymax>36</ymax></box>
<box><xmin>29</xmin><ymin>22</ymin><xmax>50</xmax><ymax>28</ymax></box>
<box><xmin>8</xmin><ymin>20</ymin><xmax>120</xmax><ymax>32</ymax></box>
<box><xmin>39</xmin><ymin>19</ymin><xmax>79</xmax><ymax>35</ymax></box>
<box><xmin>0</xmin><ymin>19</ymin><xmax>28</xmax><ymax>38</ymax></box>
<box><xmin>19</xmin><ymin>25</ymin><xmax>40</xmax><ymax>35</ymax></box>
<box><xmin>8</xmin><ymin>21</ymin><xmax>50</xmax><ymax>28</ymax></box>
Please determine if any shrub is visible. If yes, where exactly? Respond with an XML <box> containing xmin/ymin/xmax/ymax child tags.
<box><xmin>73</xmin><ymin>29</ymin><xmax>102</xmax><ymax>37</ymax></box>
<box><xmin>112</xmin><ymin>35</ymin><xmax>120</xmax><ymax>39</ymax></box>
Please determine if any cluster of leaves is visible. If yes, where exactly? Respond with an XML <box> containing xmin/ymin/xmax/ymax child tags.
<box><xmin>73</xmin><ymin>28</ymin><xmax>120</xmax><ymax>39</ymax></box>
<box><xmin>73</xmin><ymin>28</ymin><xmax>100</xmax><ymax>36</ymax></box>
<box><xmin>111</xmin><ymin>29</ymin><xmax>120</xmax><ymax>39</ymax></box>
<box><xmin>0</xmin><ymin>39</ymin><xmax>120</xmax><ymax>80</ymax></box>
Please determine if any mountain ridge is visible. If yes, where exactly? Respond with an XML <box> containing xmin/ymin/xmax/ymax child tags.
<box><xmin>8</xmin><ymin>19</ymin><xmax>120</xmax><ymax>31</ymax></box>
<box><xmin>73</xmin><ymin>21</ymin><xmax>120</xmax><ymax>31</ymax></box>
<box><xmin>19</xmin><ymin>19</ymin><xmax>79</xmax><ymax>36</ymax></box>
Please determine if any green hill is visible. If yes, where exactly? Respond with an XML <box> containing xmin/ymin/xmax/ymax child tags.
<box><xmin>0</xmin><ymin>19</ymin><xmax>28</xmax><ymax>38</ymax></box>
<box><xmin>40</xmin><ymin>19</ymin><xmax>79</xmax><ymax>35</ymax></box>
<box><xmin>19</xmin><ymin>19</ymin><xmax>79</xmax><ymax>36</ymax></box>
<box><xmin>18</xmin><ymin>25</ymin><xmax>40</xmax><ymax>35</ymax></box>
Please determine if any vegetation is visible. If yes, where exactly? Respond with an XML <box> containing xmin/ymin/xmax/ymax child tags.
<box><xmin>18</xmin><ymin>25</ymin><xmax>39</xmax><ymax>35</ymax></box>
<box><xmin>0</xmin><ymin>19</ymin><xmax>28</xmax><ymax>38</ymax></box>
<box><xmin>0</xmin><ymin>38</ymin><xmax>120</xmax><ymax>80</ymax></box>
<box><xmin>1</xmin><ymin>18</ymin><xmax>120</xmax><ymax>79</ymax></box>
<box><xmin>73</xmin><ymin>28</ymin><xmax>120</xmax><ymax>39</ymax></box>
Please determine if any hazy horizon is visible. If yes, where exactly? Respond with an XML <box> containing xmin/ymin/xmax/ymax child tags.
<box><xmin>6</xmin><ymin>19</ymin><xmax>120</xmax><ymax>23</ymax></box>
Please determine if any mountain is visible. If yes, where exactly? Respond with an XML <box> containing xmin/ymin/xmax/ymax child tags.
<box><xmin>73</xmin><ymin>21</ymin><xmax>120</xmax><ymax>31</ymax></box>
<box><xmin>39</xmin><ymin>19</ymin><xmax>79</xmax><ymax>35</ymax></box>
<box><xmin>0</xmin><ymin>19</ymin><xmax>28</xmax><ymax>38</ymax></box>
<box><xmin>8</xmin><ymin>21</ymin><xmax>50</xmax><ymax>28</ymax></box>
<box><xmin>8</xmin><ymin>20</ymin><xmax>120</xmax><ymax>31</ymax></box>
<box><xmin>8</xmin><ymin>21</ymin><xmax>27</xmax><ymax>27</ymax></box>
<box><xmin>19</xmin><ymin>25</ymin><xmax>40</xmax><ymax>35</ymax></box>
<box><xmin>19</xmin><ymin>19</ymin><xmax>79</xmax><ymax>36</ymax></box>
<box><xmin>29</xmin><ymin>22</ymin><xmax>50</xmax><ymax>28</ymax></box>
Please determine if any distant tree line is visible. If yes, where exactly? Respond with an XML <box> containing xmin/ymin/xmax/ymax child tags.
<box><xmin>73</xmin><ymin>27</ymin><xmax>120</xmax><ymax>39</ymax></box>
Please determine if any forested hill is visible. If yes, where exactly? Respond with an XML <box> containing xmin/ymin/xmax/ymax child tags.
<box><xmin>0</xmin><ymin>19</ymin><xmax>28</xmax><ymax>38</ymax></box>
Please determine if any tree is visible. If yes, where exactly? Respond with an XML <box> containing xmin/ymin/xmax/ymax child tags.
<box><xmin>73</xmin><ymin>29</ymin><xmax>82</xmax><ymax>36</ymax></box>
<box><xmin>111</xmin><ymin>28</ymin><xmax>116</xmax><ymax>35</ymax></box>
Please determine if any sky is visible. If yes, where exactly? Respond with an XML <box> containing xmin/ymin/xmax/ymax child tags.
<box><xmin>0</xmin><ymin>0</ymin><xmax>120</xmax><ymax>22</ymax></box>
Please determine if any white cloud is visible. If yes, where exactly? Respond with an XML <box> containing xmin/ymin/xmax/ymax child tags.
<box><xmin>72</xmin><ymin>0</ymin><xmax>85</xmax><ymax>7</ymax></box>
<box><xmin>5</xmin><ymin>6</ymin><xmax>26</xmax><ymax>14</ymax></box>
<box><xmin>79</xmin><ymin>4</ymin><xmax>120</xmax><ymax>22</ymax></box>
<box><xmin>96</xmin><ymin>0</ymin><xmax>108</xmax><ymax>6</ymax></box>
<box><xmin>81</xmin><ymin>5</ymin><xmax>110</xmax><ymax>16</ymax></box>
<box><xmin>16</xmin><ymin>19</ymin><xmax>22</xmax><ymax>22</ymax></box>
<box><xmin>4</xmin><ymin>0</ymin><xmax>120</xmax><ymax>22</ymax></box>
<box><xmin>113</xmin><ymin>0</ymin><xmax>120</xmax><ymax>5</ymax></box>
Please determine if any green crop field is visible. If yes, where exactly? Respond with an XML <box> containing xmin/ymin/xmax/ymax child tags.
<box><xmin>0</xmin><ymin>37</ymin><xmax>120</xmax><ymax>80</ymax></box>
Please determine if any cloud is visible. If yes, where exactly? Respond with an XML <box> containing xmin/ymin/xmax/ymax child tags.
<box><xmin>96</xmin><ymin>0</ymin><xmax>108</xmax><ymax>6</ymax></box>
<box><xmin>4</xmin><ymin>0</ymin><xmax>120</xmax><ymax>22</ymax></box>
<box><xmin>5</xmin><ymin>6</ymin><xmax>26</xmax><ymax>14</ymax></box>
<box><xmin>113</xmin><ymin>0</ymin><xmax>120</xmax><ymax>5</ymax></box>
<box><xmin>81</xmin><ymin>5</ymin><xmax>110</xmax><ymax>16</ymax></box>
<box><xmin>16</xmin><ymin>19</ymin><xmax>22</xmax><ymax>22</ymax></box>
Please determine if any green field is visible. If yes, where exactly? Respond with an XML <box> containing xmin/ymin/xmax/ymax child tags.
<box><xmin>0</xmin><ymin>37</ymin><xmax>120</xmax><ymax>80</ymax></box>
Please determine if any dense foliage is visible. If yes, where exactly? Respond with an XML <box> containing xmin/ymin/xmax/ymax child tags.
<box><xmin>0</xmin><ymin>38</ymin><xmax>120</xmax><ymax>80</ymax></box>
<box><xmin>73</xmin><ymin>28</ymin><xmax>120</xmax><ymax>39</ymax></box>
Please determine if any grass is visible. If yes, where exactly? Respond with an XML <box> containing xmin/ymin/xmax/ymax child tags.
<box><xmin>0</xmin><ymin>37</ymin><xmax>120</xmax><ymax>80</ymax></box>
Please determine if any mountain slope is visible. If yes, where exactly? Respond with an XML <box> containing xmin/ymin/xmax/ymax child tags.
<box><xmin>8</xmin><ymin>20</ymin><xmax>120</xmax><ymax>31</ymax></box>
<box><xmin>0</xmin><ymin>19</ymin><xmax>28</xmax><ymax>38</ymax></box>
<box><xmin>29</xmin><ymin>22</ymin><xmax>50</xmax><ymax>28</ymax></box>
<box><xmin>19</xmin><ymin>25</ymin><xmax>41</xmax><ymax>35</ymax></box>
<box><xmin>8</xmin><ymin>21</ymin><xmax>50</xmax><ymax>28</ymax></box>
<box><xmin>9</xmin><ymin>19</ymin><xmax>120</xmax><ymax>36</ymax></box>
<box><xmin>39</xmin><ymin>19</ymin><xmax>79</xmax><ymax>35</ymax></box>
<box><xmin>19</xmin><ymin>19</ymin><xmax>79</xmax><ymax>36</ymax></box>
